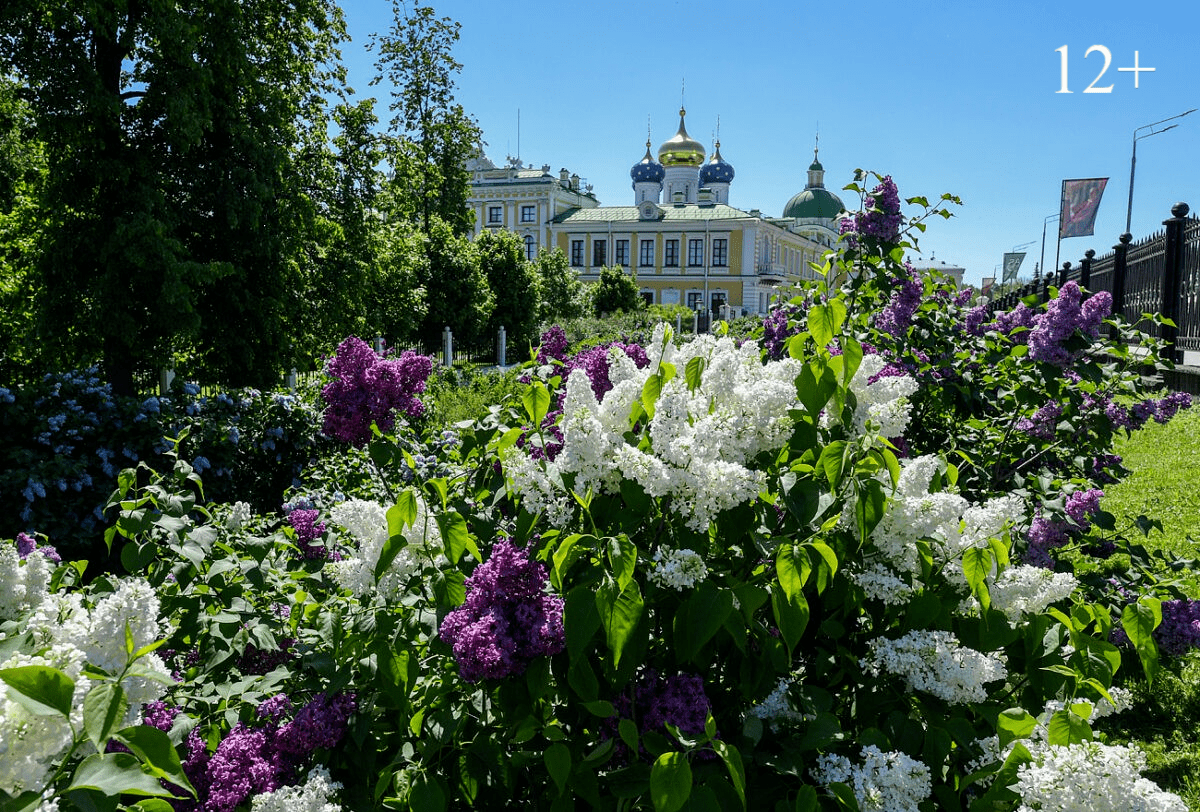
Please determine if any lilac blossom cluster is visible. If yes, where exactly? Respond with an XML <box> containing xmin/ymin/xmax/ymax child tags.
<box><xmin>762</xmin><ymin>302</ymin><xmax>805</xmax><ymax>361</ymax></box>
<box><xmin>1064</xmin><ymin>488</ymin><xmax>1103</xmax><ymax>529</ymax></box>
<box><xmin>285</xmin><ymin>508</ymin><xmax>330</xmax><ymax>560</ymax></box>
<box><xmin>992</xmin><ymin>303</ymin><xmax>1037</xmax><ymax>342</ymax></box>
<box><xmin>320</xmin><ymin>336</ymin><xmax>433</xmax><ymax>447</ymax></box>
<box><xmin>1027</xmin><ymin>283</ymin><xmax>1111</xmax><ymax>365</ymax></box>
<box><xmin>14</xmin><ymin>532</ymin><xmax>59</xmax><ymax>563</ymax></box>
<box><xmin>608</xmin><ymin>669</ymin><xmax>717</xmax><ymax>761</ymax></box>
<box><xmin>875</xmin><ymin>268</ymin><xmax>923</xmax><ymax>337</ymax></box>
<box><xmin>1024</xmin><ymin>516</ymin><xmax>1071</xmax><ymax>569</ymax></box>
<box><xmin>963</xmin><ymin>304</ymin><xmax>990</xmax><ymax>336</ymax></box>
<box><xmin>174</xmin><ymin>692</ymin><xmax>356</xmax><ymax>812</ymax></box>
<box><xmin>1016</xmin><ymin>402</ymin><xmax>1063</xmax><ymax>440</ymax></box>
<box><xmin>1110</xmin><ymin>599</ymin><xmax>1200</xmax><ymax>657</ymax></box>
<box><xmin>560</xmin><ymin>342</ymin><xmax>651</xmax><ymax>402</ymax></box>
<box><xmin>438</xmin><ymin>537</ymin><xmax>565</xmax><ymax>682</ymax></box>
<box><xmin>840</xmin><ymin>176</ymin><xmax>904</xmax><ymax>245</ymax></box>
<box><xmin>536</xmin><ymin>325</ymin><xmax>569</xmax><ymax>365</ymax></box>
<box><xmin>1104</xmin><ymin>391</ymin><xmax>1193</xmax><ymax>431</ymax></box>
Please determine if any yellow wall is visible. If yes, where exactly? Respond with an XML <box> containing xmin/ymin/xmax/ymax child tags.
<box><xmin>729</xmin><ymin>231</ymin><xmax>743</xmax><ymax>274</ymax></box>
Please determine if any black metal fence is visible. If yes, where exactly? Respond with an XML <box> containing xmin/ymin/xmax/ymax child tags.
<box><xmin>987</xmin><ymin>202</ymin><xmax>1198</xmax><ymax>365</ymax></box>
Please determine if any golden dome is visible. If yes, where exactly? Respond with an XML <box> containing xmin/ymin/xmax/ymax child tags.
<box><xmin>657</xmin><ymin>108</ymin><xmax>705</xmax><ymax>167</ymax></box>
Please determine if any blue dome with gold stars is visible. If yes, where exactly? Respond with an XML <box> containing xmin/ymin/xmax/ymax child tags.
<box><xmin>699</xmin><ymin>141</ymin><xmax>734</xmax><ymax>186</ymax></box>
<box><xmin>630</xmin><ymin>140</ymin><xmax>665</xmax><ymax>185</ymax></box>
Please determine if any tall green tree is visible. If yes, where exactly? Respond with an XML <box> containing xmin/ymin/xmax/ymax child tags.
<box><xmin>533</xmin><ymin>247</ymin><xmax>586</xmax><ymax>323</ymax></box>
<box><xmin>371</xmin><ymin>1</ymin><xmax>481</xmax><ymax>236</ymax></box>
<box><xmin>0</xmin><ymin>73</ymin><xmax>43</xmax><ymax>376</ymax></box>
<box><xmin>420</xmin><ymin>217</ymin><xmax>492</xmax><ymax>349</ymax></box>
<box><xmin>591</xmin><ymin>265</ymin><xmax>643</xmax><ymax>316</ymax></box>
<box><xmin>477</xmin><ymin>229</ymin><xmax>540</xmax><ymax>356</ymax></box>
<box><xmin>0</xmin><ymin>0</ymin><xmax>347</xmax><ymax>392</ymax></box>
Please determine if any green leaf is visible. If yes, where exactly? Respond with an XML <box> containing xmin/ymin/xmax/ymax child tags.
<box><xmin>793</xmin><ymin>784</ymin><xmax>819</xmax><ymax>812</ymax></box>
<box><xmin>642</xmin><ymin>373</ymin><xmax>664</xmax><ymax>419</ymax></box>
<box><xmin>710</xmin><ymin>740</ymin><xmax>746</xmax><ymax>810</ymax></box>
<box><xmin>650</xmin><ymin>752</ymin><xmax>692</xmax><ymax>812</ymax></box>
<box><xmin>685</xmin><ymin>356</ymin><xmax>706</xmax><ymax>392</ymax></box>
<box><xmin>854</xmin><ymin>479</ymin><xmax>887</xmax><ymax>546</ymax></box>
<box><xmin>818</xmin><ymin>441</ymin><xmax>848</xmax><ymax>489</ymax></box>
<box><xmin>996</xmin><ymin>708</ymin><xmax>1037</xmax><ymax>747</ymax></box>
<box><xmin>776</xmin><ymin>544</ymin><xmax>810</xmax><ymax>603</ymax></box>
<box><xmin>436</xmin><ymin>511</ymin><xmax>475</xmax><ymax>565</ymax></box>
<box><xmin>544</xmin><ymin>743</ymin><xmax>571</xmax><ymax>797</ymax></box>
<box><xmin>961</xmin><ymin>546</ymin><xmax>993</xmax><ymax>611</ymax></box>
<box><xmin>839</xmin><ymin>336</ymin><xmax>863</xmax><ymax>387</ymax></box>
<box><xmin>68</xmin><ymin>753</ymin><xmax>172</xmax><ymax>797</ymax></box>
<box><xmin>673</xmin><ymin>582</ymin><xmax>734</xmax><ymax>663</ymax></box>
<box><xmin>409</xmin><ymin>774</ymin><xmax>446</xmax><ymax>812</ymax></box>
<box><xmin>116</xmin><ymin>725</ymin><xmax>196</xmax><ymax>798</ymax></box>
<box><xmin>1046</xmin><ymin>709</ymin><xmax>1092</xmax><ymax>746</ymax></box>
<box><xmin>771</xmin><ymin>582</ymin><xmax>810</xmax><ymax>657</ymax></box>
<box><xmin>84</xmin><ymin>682</ymin><xmax>129</xmax><ymax>752</ymax></box>
<box><xmin>376</xmin><ymin>492</ymin><xmax>419</xmax><ymax>582</ymax></box>
<box><xmin>805</xmin><ymin>541</ymin><xmax>839</xmax><ymax>593</ymax></box>
<box><xmin>608</xmin><ymin>535</ymin><xmax>638</xmax><ymax>592</ymax></box>
<box><xmin>522</xmin><ymin>381</ymin><xmax>551</xmax><ymax>426</ymax></box>
<box><xmin>595</xmin><ymin>580</ymin><xmax>644</xmax><ymax>669</ymax></box>
<box><xmin>619</xmin><ymin>717</ymin><xmax>640</xmax><ymax>755</ymax></box>
<box><xmin>1121</xmin><ymin>597</ymin><xmax>1162</xmax><ymax>685</ymax></box>
<box><xmin>0</xmin><ymin>665</ymin><xmax>75</xmax><ymax>717</ymax></box>
<box><xmin>807</xmin><ymin>301</ymin><xmax>846</xmax><ymax>350</ymax></box>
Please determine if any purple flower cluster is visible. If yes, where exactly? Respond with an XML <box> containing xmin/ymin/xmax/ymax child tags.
<box><xmin>963</xmin><ymin>305</ymin><xmax>990</xmax><ymax>336</ymax></box>
<box><xmin>762</xmin><ymin>302</ymin><xmax>804</xmax><ymax>361</ymax></box>
<box><xmin>993</xmin><ymin>303</ymin><xmax>1037</xmax><ymax>342</ymax></box>
<box><xmin>1106</xmin><ymin>392</ymin><xmax>1193</xmax><ymax>431</ymax></box>
<box><xmin>143</xmin><ymin>701</ymin><xmax>181</xmax><ymax>732</ymax></box>
<box><xmin>439</xmin><ymin>537</ymin><xmax>565</xmax><ymax>682</ymax></box>
<box><xmin>285</xmin><ymin>508</ymin><xmax>330</xmax><ymax>560</ymax></box>
<box><xmin>177</xmin><ymin>692</ymin><xmax>355</xmax><ymax>812</ymax></box>
<box><xmin>561</xmin><ymin>342</ymin><xmax>650</xmax><ymax>402</ymax></box>
<box><xmin>841</xmin><ymin>176</ymin><xmax>903</xmax><ymax>244</ymax></box>
<box><xmin>15</xmin><ymin>532</ymin><xmax>60</xmax><ymax>563</ymax></box>
<box><xmin>1024</xmin><ymin>516</ymin><xmax>1070</xmax><ymax>569</ymax></box>
<box><xmin>537</xmin><ymin>325</ymin><xmax>570</xmax><ymax>365</ymax></box>
<box><xmin>321</xmin><ymin>336</ymin><xmax>434</xmax><ymax>447</ymax></box>
<box><xmin>875</xmin><ymin>268</ymin><xmax>923</xmax><ymax>337</ymax></box>
<box><xmin>237</xmin><ymin>638</ymin><xmax>297</xmax><ymax>676</ymax></box>
<box><xmin>1027</xmin><ymin>283</ymin><xmax>1111</xmax><ymax>365</ymax></box>
<box><xmin>1016</xmin><ymin>401</ymin><xmax>1063</xmax><ymax>440</ymax></box>
<box><xmin>608</xmin><ymin>669</ymin><xmax>718</xmax><ymax>761</ymax></box>
<box><xmin>1112</xmin><ymin>600</ymin><xmax>1200</xmax><ymax>657</ymax></box>
<box><xmin>1064</xmin><ymin>488</ymin><xmax>1104</xmax><ymax>528</ymax></box>
<box><xmin>1091</xmin><ymin>453</ymin><xmax>1124</xmax><ymax>484</ymax></box>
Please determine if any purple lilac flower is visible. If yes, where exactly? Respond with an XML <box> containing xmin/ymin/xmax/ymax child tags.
<box><xmin>286</xmin><ymin>509</ymin><xmax>328</xmax><ymax>560</ymax></box>
<box><xmin>1015</xmin><ymin>401</ymin><xmax>1063</xmax><ymax>440</ymax></box>
<box><xmin>15</xmin><ymin>533</ymin><xmax>36</xmax><ymax>558</ymax></box>
<box><xmin>203</xmin><ymin>725</ymin><xmax>284</xmax><ymax>812</ymax></box>
<box><xmin>762</xmin><ymin>302</ymin><xmax>805</xmax><ymax>360</ymax></box>
<box><xmin>1155</xmin><ymin>392</ymin><xmax>1193</xmax><ymax>423</ymax></box>
<box><xmin>1024</xmin><ymin>517</ymin><xmax>1070</xmax><ymax>569</ymax></box>
<box><xmin>439</xmin><ymin>537</ymin><xmax>566</xmax><ymax>682</ymax></box>
<box><xmin>841</xmin><ymin>176</ymin><xmax>903</xmax><ymax>245</ymax></box>
<box><xmin>560</xmin><ymin>342</ymin><xmax>650</xmax><ymax>402</ymax></box>
<box><xmin>1091</xmin><ymin>454</ymin><xmax>1124</xmax><ymax>484</ymax></box>
<box><xmin>257</xmin><ymin>695</ymin><xmax>294</xmax><ymax>724</ymax></box>
<box><xmin>537</xmin><ymin>325</ymin><xmax>570</xmax><ymax>365</ymax></box>
<box><xmin>954</xmin><ymin>287</ymin><xmax>974</xmax><ymax>307</ymax></box>
<box><xmin>1064</xmin><ymin>488</ymin><xmax>1104</xmax><ymax>529</ymax></box>
<box><xmin>993</xmin><ymin>303</ymin><xmax>1037</xmax><ymax>342</ymax></box>
<box><xmin>275</xmin><ymin>692</ymin><xmax>357</xmax><ymax>756</ymax></box>
<box><xmin>1079</xmin><ymin>291</ymin><xmax>1113</xmax><ymax>336</ymax></box>
<box><xmin>237</xmin><ymin>638</ymin><xmax>297</xmax><ymax>676</ymax></box>
<box><xmin>321</xmin><ymin>336</ymin><xmax>433</xmax><ymax>447</ymax></box>
<box><xmin>1112</xmin><ymin>600</ymin><xmax>1200</xmax><ymax>657</ymax></box>
<box><xmin>608</xmin><ymin>669</ymin><xmax>718</xmax><ymax>762</ymax></box>
<box><xmin>1028</xmin><ymin>282</ymin><xmax>1085</xmax><ymax>365</ymax></box>
<box><xmin>963</xmin><ymin>305</ymin><xmax>990</xmax><ymax>336</ymax></box>
<box><xmin>143</xmin><ymin>701</ymin><xmax>181</xmax><ymax>732</ymax></box>
<box><xmin>875</xmin><ymin>267</ymin><xmax>923</xmax><ymax>337</ymax></box>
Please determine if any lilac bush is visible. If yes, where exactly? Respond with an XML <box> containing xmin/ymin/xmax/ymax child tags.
<box><xmin>320</xmin><ymin>336</ymin><xmax>433</xmax><ymax>447</ymax></box>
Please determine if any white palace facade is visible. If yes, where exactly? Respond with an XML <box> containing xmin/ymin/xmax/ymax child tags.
<box><xmin>468</xmin><ymin>108</ymin><xmax>846</xmax><ymax>315</ymax></box>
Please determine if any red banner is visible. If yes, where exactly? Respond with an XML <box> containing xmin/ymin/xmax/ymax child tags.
<box><xmin>1059</xmin><ymin>178</ymin><xmax>1108</xmax><ymax>238</ymax></box>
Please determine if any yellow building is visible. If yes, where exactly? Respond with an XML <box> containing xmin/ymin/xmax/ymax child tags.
<box><xmin>469</xmin><ymin>108</ymin><xmax>845</xmax><ymax>315</ymax></box>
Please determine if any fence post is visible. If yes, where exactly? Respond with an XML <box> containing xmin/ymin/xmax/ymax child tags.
<box><xmin>1161</xmin><ymin>202</ymin><xmax>1191</xmax><ymax>364</ymax></box>
<box><xmin>159</xmin><ymin>368</ymin><xmax>175</xmax><ymax>396</ymax></box>
<box><xmin>675</xmin><ymin>313</ymin><xmax>681</xmax><ymax>335</ymax></box>
<box><xmin>286</xmin><ymin>368</ymin><xmax>297</xmax><ymax>392</ymax></box>
<box><xmin>496</xmin><ymin>326</ymin><xmax>507</xmax><ymax>368</ymax></box>
<box><xmin>374</xmin><ymin>334</ymin><xmax>384</xmax><ymax>355</ymax></box>
<box><xmin>1058</xmin><ymin>262</ymin><xmax>1070</xmax><ymax>290</ymax></box>
<box><xmin>693</xmin><ymin>309</ymin><xmax>699</xmax><ymax>334</ymax></box>
<box><xmin>1109</xmin><ymin>233</ymin><xmax>1131</xmax><ymax>338</ymax></box>
<box><xmin>1079</xmin><ymin>249</ymin><xmax>1094</xmax><ymax>291</ymax></box>
<box><xmin>442</xmin><ymin>326</ymin><xmax>453</xmax><ymax>367</ymax></box>
<box><xmin>1042</xmin><ymin>275</ymin><xmax>1052</xmax><ymax>304</ymax></box>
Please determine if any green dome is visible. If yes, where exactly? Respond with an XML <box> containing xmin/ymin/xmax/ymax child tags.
<box><xmin>783</xmin><ymin>187</ymin><xmax>844</xmax><ymax>219</ymax></box>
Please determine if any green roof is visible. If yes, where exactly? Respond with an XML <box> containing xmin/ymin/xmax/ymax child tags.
<box><xmin>552</xmin><ymin>204</ymin><xmax>755</xmax><ymax>224</ymax></box>
<box><xmin>783</xmin><ymin>188</ymin><xmax>844</xmax><ymax>220</ymax></box>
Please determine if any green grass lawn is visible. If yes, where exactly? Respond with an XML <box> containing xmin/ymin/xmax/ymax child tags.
<box><xmin>1099</xmin><ymin>404</ymin><xmax>1200</xmax><ymax>810</ymax></box>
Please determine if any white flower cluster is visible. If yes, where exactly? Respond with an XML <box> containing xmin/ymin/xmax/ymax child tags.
<box><xmin>647</xmin><ymin>548</ymin><xmax>707</xmax><ymax>591</ymax></box>
<box><xmin>747</xmin><ymin>675</ymin><xmax>810</xmax><ymax>730</ymax></box>
<box><xmin>1</xmin><ymin>578</ymin><xmax>170</xmax><ymax>796</ymax></box>
<box><xmin>813</xmin><ymin>745</ymin><xmax>932</xmax><ymax>812</ymax></box>
<box><xmin>509</xmin><ymin>324</ymin><xmax>806</xmax><ymax>532</ymax></box>
<box><xmin>845</xmin><ymin>354</ymin><xmax>918</xmax><ymax>439</ymax></box>
<box><xmin>1014</xmin><ymin>741</ymin><xmax>1186</xmax><ymax>812</ymax></box>
<box><xmin>500</xmin><ymin>446</ymin><xmax>573</xmax><ymax>528</ymax></box>
<box><xmin>0</xmin><ymin>544</ymin><xmax>52</xmax><ymax>621</ymax></box>
<box><xmin>225</xmin><ymin>500</ymin><xmax>253</xmax><ymax>532</ymax></box>
<box><xmin>250</xmin><ymin>766</ymin><xmax>344</xmax><ymax>812</ymax></box>
<box><xmin>850</xmin><ymin>562</ymin><xmax>913</xmax><ymax>605</ymax></box>
<box><xmin>327</xmin><ymin>498</ymin><xmax>444</xmax><ymax>601</ymax></box>
<box><xmin>868</xmin><ymin>455</ymin><xmax>1024</xmax><ymax>592</ymax></box>
<box><xmin>988</xmin><ymin>565</ymin><xmax>1079</xmax><ymax>623</ymax></box>
<box><xmin>862</xmin><ymin>629</ymin><xmax>1006</xmax><ymax>705</ymax></box>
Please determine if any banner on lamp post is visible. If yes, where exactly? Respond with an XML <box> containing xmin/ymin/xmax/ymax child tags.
<box><xmin>1001</xmin><ymin>253</ymin><xmax>1025</xmax><ymax>285</ymax></box>
<box><xmin>1059</xmin><ymin>178</ymin><xmax>1108</xmax><ymax>238</ymax></box>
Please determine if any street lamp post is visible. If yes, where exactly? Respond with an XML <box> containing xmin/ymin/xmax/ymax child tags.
<box><xmin>1039</xmin><ymin>213</ymin><xmax>1059</xmax><ymax>289</ymax></box>
<box><xmin>1126</xmin><ymin>109</ymin><xmax>1196</xmax><ymax>234</ymax></box>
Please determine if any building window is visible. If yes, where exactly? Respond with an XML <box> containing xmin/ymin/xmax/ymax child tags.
<box><xmin>664</xmin><ymin>239</ymin><xmax>679</xmax><ymax>267</ymax></box>
<box><xmin>640</xmin><ymin>290</ymin><xmax>654</xmax><ymax>306</ymax></box>
<box><xmin>592</xmin><ymin>239</ymin><xmax>607</xmax><ymax>267</ymax></box>
<box><xmin>687</xmin><ymin>291</ymin><xmax>703</xmax><ymax>310</ymax></box>
<box><xmin>524</xmin><ymin>235</ymin><xmax>536</xmax><ymax>261</ymax></box>
<box><xmin>687</xmin><ymin>239</ymin><xmax>704</xmax><ymax>267</ymax></box>
<box><xmin>488</xmin><ymin>206</ymin><xmax>503</xmax><ymax>224</ymax></box>
<box><xmin>712</xmin><ymin>238</ymin><xmax>728</xmax><ymax>267</ymax></box>
<box><xmin>520</xmin><ymin>204</ymin><xmax>536</xmax><ymax>223</ymax></box>
<box><xmin>639</xmin><ymin>239</ymin><xmax>655</xmax><ymax>267</ymax></box>
<box><xmin>615</xmin><ymin>239</ymin><xmax>629</xmax><ymax>266</ymax></box>
<box><xmin>711</xmin><ymin>291</ymin><xmax>727</xmax><ymax>316</ymax></box>
<box><xmin>570</xmin><ymin>240</ymin><xmax>584</xmax><ymax>267</ymax></box>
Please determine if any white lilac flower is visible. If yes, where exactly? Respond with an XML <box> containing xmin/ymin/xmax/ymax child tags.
<box><xmin>813</xmin><ymin>745</ymin><xmax>932</xmax><ymax>812</ymax></box>
<box><xmin>988</xmin><ymin>565</ymin><xmax>1079</xmax><ymax>623</ymax></box>
<box><xmin>250</xmin><ymin>766</ymin><xmax>344</xmax><ymax>812</ymax></box>
<box><xmin>1013</xmin><ymin>741</ymin><xmax>1186</xmax><ymax>812</ymax></box>
<box><xmin>851</xmin><ymin>563</ymin><xmax>913</xmax><ymax>605</ymax></box>
<box><xmin>328</xmin><ymin>498</ymin><xmax>445</xmax><ymax>600</ymax></box>
<box><xmin>0</xmin><ymin>648</ymin><xmax>84</xmax><ymax>795</ymax></box>
<box><xmin>0</xmin><ymin>544</ymin><xmax>53</xmax><ymax>621</ymax></box>
<box><xmin>225</xmin><ymin>501</ymin><xmax>253</xmax><ymax>532</ymax></box>
<box><xmin>500</xmin><ymin>448</ymin><xmax>572</xmax><ymax>528</ymax></box>
<box><xmin>747</xmin><ymin>674</ymin><xmax>810</xmax><ymax>730</ymax></box>
<box><xmin>647</xmin><ymin>548</ymin><xmax>707</xmax><ymax>590</ymax></box>
<box><xmin>862</xmin><ymin>629</ymin><xmax>1006</xmax><ymax>704</ymax></box>
<box><xmin>845</xmin><ymin>354</ymin><xmax>918</xmax><ymax>440</ymax></box>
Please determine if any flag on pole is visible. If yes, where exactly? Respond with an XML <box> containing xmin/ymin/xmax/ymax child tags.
<box><xmin>1001</xmin><ymin>252</ymin><xmax>1025</xmax><ymax>285</ymax></box>
<box><xmin>1059</xmin><ymin>178</ymin><xmax>1108</xmax><ymax>238</ymax></box>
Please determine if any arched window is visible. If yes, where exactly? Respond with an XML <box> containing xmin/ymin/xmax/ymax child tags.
<box><xmin>524</xmin><ymin>235</ymin><xmax>536</xmax><ymax>261</ymax></box>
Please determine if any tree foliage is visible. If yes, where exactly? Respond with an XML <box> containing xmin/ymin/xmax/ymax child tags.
<box><xmin>477</xmin><ymin>229</ymin><xmax>540</xmax><ymax>356</ymax></box>
<box><xmin>591</xmin><ymin>265</ymin><xmax>644</xmax><ymax>316</ymax></box>
<box><xmin>420</xmin><ymin>217</ymin><xmax>493</xmax><ymax>349</ymax></box>
<box><xmin>533</xmin><ymin>247</ymin><xmax>586</xmax><ymax>323</ymax></box>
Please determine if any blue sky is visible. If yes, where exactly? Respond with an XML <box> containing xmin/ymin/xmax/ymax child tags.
<box><xmin>336</xmin><ymin>0</ymin><xmax>1199</xmax><ymax>287</ymax></box>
